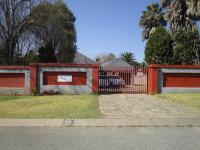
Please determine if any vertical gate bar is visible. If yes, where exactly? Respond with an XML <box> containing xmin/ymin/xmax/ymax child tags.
<box><xmin>113</xmin><ymin>66</ymin><xmax>115</xmax><ymax>93</ymax></box>
<box><xmin>124</xmin><ymin>67</ymin><xmax>129</xmax><ymax>93</ymax></box>
<box><xmin>126</xmin><ymin>67</ymin><xmax>127</xmax><ymax>94</ymax></box>
<box><xmin>129</xmin><ymin>67</ymin><xmax>131</xmax><ymax>94</ymax></box>
<box><xmin>142</xmin><ymin>66</ymin><xmax>144</xmax><ymax>93</ymax></box>
<box><xmin>99</xmin><ymin>67</ymin><xmax>101</xmax><ymax>94</ymax></box>
<box><xmin>143</xmin><ymin>66</ymin><xmax>145</xmax><ymax>94</ymax></box>
<box><xmin>132</xmin><ymin>67</ymin><xmax>134</xmax><ymax>94</ymax></box>
<box><xmin>129</xmin><ymin>67</ymin><xmax>130</xmax><ymax>94</ymax></box>
<box><xmin>136</xmin><ymin>66</ymin><xmax>139</xmax><ymax>94</ymax></box>
<box><xmin>146</xmin><ymin>67</ymin><xmax>148</xmax><ymax>94</ymax></box>
<box><xmin>119</xmin><ymin>67</ymin><xmax>121</xmax><ymax>93</ymax></box>
<box><xmin>107</xmin><ymin>66</ymin><xmax>109</xmax><ymax>94</ymax></box>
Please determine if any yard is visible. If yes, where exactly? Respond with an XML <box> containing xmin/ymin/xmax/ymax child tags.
<box><xmin>157</xmin><ymin>93</ymin><xmax>200</xmax><ymax>110</ymax></box>
<box><xmin>0</xmin><ymin>94</ymin><xmax>101</xmax><ymax>119</ymax></box>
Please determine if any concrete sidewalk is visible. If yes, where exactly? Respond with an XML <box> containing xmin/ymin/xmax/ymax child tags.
<box><xmin>0</xmin><ymin>119</ymin><xmax>200</xmax><ymax>127</ymax></box>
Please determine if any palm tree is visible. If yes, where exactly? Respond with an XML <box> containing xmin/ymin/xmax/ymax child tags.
<box><xmin>140</xmin><ymin>3</ymin><xmax>167</xmax><ymax>40</ymax></box>
<box><xmin>186</xmin><ymin>0</ymin><xmax>200</xmax><ymax>20</ymax></box>
<box><xmin>161</xmin><ymin>0</ymin><xmax>196</xmax><ymax>32</ymax></box>
<box><xmin>120</xmin><ymin>52</ymin><xmax>139</xmax><ymax>66</ymax></box>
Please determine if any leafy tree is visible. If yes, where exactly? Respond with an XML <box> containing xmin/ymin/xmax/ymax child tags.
<box><xmin>120</xmin><ymin>52</ymin><xmax>140</xmax><ymax>66</ymax></box>
<box><xmin>31</xmin><ymin>1</ymin><xmax>77</xmax><ymax>63</ymax></box>
<box><xmin>172</xmin><ymin>28</ymin><xmax>200</xmax><ymax>64</ymax></box>
<box><xmin>38</xmin><ymin>42</ymin><xmax>57</xmax><ymax>63</ymax></box>
<box><xmin>145</xmin><ymin>26</ymin><xmax>173</xmax><ymax>64</ymax></box>
<box><xmin>24</xmin><ymin>50</ymin><xmax>38</xmax><ymax>65</ymax></box>
<box><xmin>140</xmin><ymin>3</ymin><xmax>167</xmax><ymax>40</ymax></box>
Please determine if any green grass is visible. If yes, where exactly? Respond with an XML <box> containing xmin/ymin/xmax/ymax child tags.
<box><xmin>157</xmin><ymin>93</ymin><xmax>200</xmax><ymax>110</ymax></box>
<box><xmin>0</xmin><ymin>94</ymin><xmax>101</xmax><ymax>119</ymax></box>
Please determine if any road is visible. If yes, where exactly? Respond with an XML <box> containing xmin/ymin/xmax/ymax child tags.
<box><xmin>0</xmin><ymin>127</ymin><xmax>200</xmax><ymax>150</ymax></box>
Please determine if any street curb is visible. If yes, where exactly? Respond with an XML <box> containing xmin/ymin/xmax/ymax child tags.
<box><xmin>0</xmin><ymin>118</ymin><xmax>200</xmax><ymax>127</ymax></box>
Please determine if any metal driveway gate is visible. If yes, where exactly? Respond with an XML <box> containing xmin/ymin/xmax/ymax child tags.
<box><xmin>99</xmin><ymin>66</ymin><xmax>148</xmax><ymax>94</ymax></box>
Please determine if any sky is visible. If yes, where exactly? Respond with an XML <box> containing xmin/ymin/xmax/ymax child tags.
<box><xmin>65</xmin><ymin>0</ymin><xmax>160</xmax><ymax>62</ymax></box>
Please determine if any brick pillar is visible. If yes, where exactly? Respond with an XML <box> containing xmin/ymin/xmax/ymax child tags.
<box><xmin>29</xmin><ymin>63</ymin><xmax>38</xmax><ymax>94</ymax></box>
<box><xmin>148</xmin><ymin>65</ymin><xmax>159</xmax><ymax>95</ymax></box>
<box><xmin>92</xmin><ymin>65</ymin><xmax>99</xmax><ymax>93</ymax></box>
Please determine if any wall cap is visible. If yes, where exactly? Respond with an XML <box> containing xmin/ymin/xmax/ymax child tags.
<box><xmin>30</xmin><ymin>63</ymin><xmax>99</xmax><ymax>68</ymax></box>
<box><xmin>0</xmin><ymin>66</ymin><xmax>29</xmax><ymax>70</ymax></box>
<box><xmin>148</xmin><ymin>64</ymin><xmax>200</xmax><ymax>69</ymax></box>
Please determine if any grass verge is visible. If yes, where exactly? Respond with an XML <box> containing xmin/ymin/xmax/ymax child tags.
<box><xmin>157</xmin><ymin>93</ymin><xmax>200</xmax><ymax>110</ymax></box>
<box><xmin>0</xmin><ymin>94</ymin><xmax>101</xmax><ymax>119</ymax></box>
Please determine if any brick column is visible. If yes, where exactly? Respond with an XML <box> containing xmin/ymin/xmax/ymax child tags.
<box><xmin>92</xmin><ymin>65</ymin><xmax>99</xmax><ymax>93</ymax></box>
<box><xmin>148</xmin><ymin>65</ymin><xmax>159</xmax><ymax>95</ymax></box>
<box><xmin>29</xmin><ymin>63</ymin><xmax>38</xmax><ymax>94</ymax></box>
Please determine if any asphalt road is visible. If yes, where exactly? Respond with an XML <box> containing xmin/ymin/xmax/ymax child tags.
<box><xmin>0</xmin><ymin>127</ymin><xmax>200</xmax><ymax>150</ymax></box>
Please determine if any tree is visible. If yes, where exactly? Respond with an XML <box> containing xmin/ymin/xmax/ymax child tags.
<box><xmin>0</xmin><ymin>0</ymin><xmax>34</xmax><ymax>64</ymax></box>
<box><xmin>24</xmin><ymin>50</ymin><xmax>38</xmax><ymax>65</ymax></box>
<box><xmin>120</xmin><ymin>52</ymin><xmax>140</xmax><ymax>66</ymax></box>
<box><xmin>38</xmin><ymin>41</ymin><xmax>56</xmax><ymax>63</ymax></box>
<box><xmin>31</xmin><ymin>1</ymin><xmax>77</xmax><ymax>63</ymax></box>
<box><xmin>186</xmin><ymin>0</ymin><xmax>200</xmax><ymax>20</ymax></box>
<box><xmin>172</xmin><ymin>28</ymin><xmax>200</xmax><ymax>65</ymax></box>
<box><xmin>145</xmin><ymin>26</ymin><xmax>173</xmax><ymax>64</ymax></box>
<box><xmin>140</xmin><ymin>3</ymin><xmax>167</xmax><ymax>40</ymax></box>
<box><xmin>161</xmin><ymin>0</ymin><xmax>196</xmax><ymax>32</ymax></box>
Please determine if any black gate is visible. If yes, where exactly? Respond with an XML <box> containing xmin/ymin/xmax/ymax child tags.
<box><xmin>99</xmin><ymin>66</ymin><xmax>148</xmax><ymax>94</ymax></box>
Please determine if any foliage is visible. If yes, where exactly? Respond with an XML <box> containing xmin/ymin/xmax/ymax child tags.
<box><xmin>120</xmin><ymin>52</ymin><xmax>140</xmax><ymax>66</ymax></box>
<box><xmin>172</xmin><ymin>28</ymin><xmax>200</xmax><ymax>64</ymax></box>
<box><xmin>140</xmin><ymin>3</ymin><xmax>167</xmax><ymax>40</ymax></box>
<box><xmin>145</xmin><ymin>26</ymin><xmax>173</xmax><ymax>64</ymax></box>
<box><xmin>161</xmin><ymin>0</ymin><xmax>196</xmax><ymax>32</ymax></box>
<box><xmin>141</xmin><ymin>1</ymin><xmax>200</xmax><ymax>65</ymax></box>
<box><xmin>31</xmin><ymin>1</ymin><xmax>77</xmax><ymax>63</ymax></box>
<box><xmin>186</xmin><ymin>0</ymin><xmax>200</xmax><ymax>20</ymax></box>
<box><xmin>0</xmin><ymin>0</ymin><xmax>33</xmax><ymax>65</ymax></box>
<box><xmin>24</xmin><ymin>50</ymin><xmax>38</xmax><ymax>64</ymax></box>
<box><xmin>0</xmin><ymin>0</ymin><xmax>77</xmax><ymax>65</ymax></box>
<box><xmin>38</xmin><ymin>41</ymin><xmax>57</xmax><ymax>63</ymax></box>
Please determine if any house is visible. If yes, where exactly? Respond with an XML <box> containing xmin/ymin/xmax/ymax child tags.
<box><xmin>101</xmin><ymin>58</ymin><xmax>132</xmax><ymax>67</ymax></box>
<box><xmin>100</xmin><ymin>58</ymin><xmax>133</xmax><ymax>85</ymax></box>
<box><xmin>73</xmin><ymin>51</ymin><xmax>97</xmax><ymax>64</ymax></box>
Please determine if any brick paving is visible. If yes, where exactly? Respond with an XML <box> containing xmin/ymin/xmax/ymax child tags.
<box><xmin>99</xmin><ymin>94</ymin><xmax>200</xmax><ymax>119</ymax></box>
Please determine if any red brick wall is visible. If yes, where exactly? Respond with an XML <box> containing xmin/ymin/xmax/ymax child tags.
<box><xmin>43</xmin><ymin>72</ymin><xmax>87</xmax><ymax>85</ymax></box>
<box><xmin>163</xmin><ymin>73</ymin><xmax>200</xmax><ymax>87</ymax></box>
<box><xmin>0</xmin><ymin>73</ymin><xmax>25</xmax><ymax>88</ymax></box>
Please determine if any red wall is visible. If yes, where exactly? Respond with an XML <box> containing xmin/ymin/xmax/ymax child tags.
<box><xmin>148</xmin><ymin>66</ymin><xmax>159</xmax><ymax>94</ymax></box>
<box><xmin>0</xmin><ymin>64</ymin><xmax>99</xmax><ymax>94</ymax></box>
<box><xmin>148</xmin><ymin>65</ymin><xmax>200</xmax><ymax>94</ymax></box>
<box><xmin>0</xmin><ymin>73</ymin><xmax>25</xmax><ymax>88</ymax></box>
<box><xmin>43</xmin><ymin>72</ymin><xmax>87</xmax><ymax>85</ymax></box>
<box><xmin>163</xmin><ymin>73</ymin><xmax>200</xmax><ymax>88</ymax></box>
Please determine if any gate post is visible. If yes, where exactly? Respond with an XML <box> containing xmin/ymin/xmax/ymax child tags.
<box><xmin>29</xmin><ymin>63</ymin><xmax>38</xmax><ymax>94</ymax></box>
<box><xmin>92</xmin><ymin>65</ymin><xmax>99</xmax><ymax>93</ymax></box>
<box><xmin>148</xmin><ymin>65</ymin><xmax>159</xmax><ymax>95</ymax></box>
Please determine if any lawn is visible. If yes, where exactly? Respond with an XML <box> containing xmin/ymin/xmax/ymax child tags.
<box><xmin>0</xmin><ymin>94</ymin><xmax>101</xmax><ymax>119</ymax></box>
<box><xmin>157</xmin><ymin>93</ymin><xmax>200</xmax><ymax>110</ymax></box>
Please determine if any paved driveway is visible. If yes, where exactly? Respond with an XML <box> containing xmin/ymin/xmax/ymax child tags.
<box><xmin>99</xmin><ymin>94</ymin><xmax>200</xmax><ymax>119</ymax></box>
